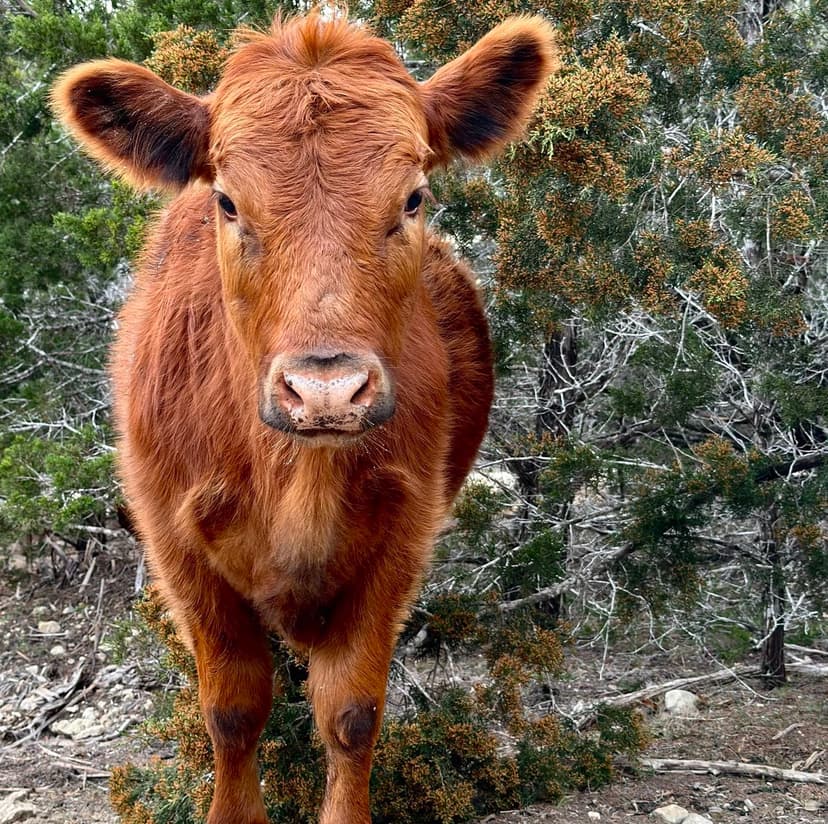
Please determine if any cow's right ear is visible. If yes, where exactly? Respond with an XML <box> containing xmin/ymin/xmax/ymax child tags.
<box><xmin>51</xmin><ymin>59</ymin><xmax>212</xmax><ymax>191</ymax></box>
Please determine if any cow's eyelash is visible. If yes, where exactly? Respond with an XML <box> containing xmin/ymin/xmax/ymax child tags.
<box><xmin>213</xmin><ymin>190</ymin><xmax>238</xmax><ymax>219</ymax></box>
<box><xmin>405</xmin><ymin>186</ymin><xmax>434</xmax><ymax>217</ymax></box>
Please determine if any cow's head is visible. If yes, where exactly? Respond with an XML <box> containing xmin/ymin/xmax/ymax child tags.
<box><xmin>53</xmin><ymin>15</ymin><xmax>557</xmax><ymax>444</ymax></box>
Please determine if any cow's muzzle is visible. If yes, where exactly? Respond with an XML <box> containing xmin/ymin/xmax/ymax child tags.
<box><xmin>260</xmin><ymin>351</ymin><xmax>395</xmax><ymax>440</ymax></box>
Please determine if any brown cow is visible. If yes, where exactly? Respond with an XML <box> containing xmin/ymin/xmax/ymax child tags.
<box><xmin>53</xmin><ymin>13</ymin><xmax>557</xmax><ymax>824</ymax></box>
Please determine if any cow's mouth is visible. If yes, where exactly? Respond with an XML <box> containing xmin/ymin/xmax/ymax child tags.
<box><xmin>280</xmin><ymin>426</ymin><xmax>372</xmax><ymax>449</ymax></box>
<box><xmin>257</xmin><ymin>406</ymin><xmax>387</xmax><ymax>444</ymax></box>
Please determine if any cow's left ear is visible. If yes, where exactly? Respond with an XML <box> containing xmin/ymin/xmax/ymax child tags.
<box><xmin>421</xmin><ymin>17</ymin><xmax>559</xmax><ymax>168</ymax></box>
<box><xmin>51</xmin><ymin>59</ymin><xmax>212</xmax><ymax>191</ymax></box>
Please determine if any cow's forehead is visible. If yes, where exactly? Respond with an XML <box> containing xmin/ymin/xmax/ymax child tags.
<box><xmin>209</xmin><ymin>17</ymin><xmax>426</xmax><ymax>175</ymax></box>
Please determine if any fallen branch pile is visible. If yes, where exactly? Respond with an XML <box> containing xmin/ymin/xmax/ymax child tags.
<box><xmin>574</xmin><ymin>664</ymin><xmax>757</xmax><ymax>729</ymax></box>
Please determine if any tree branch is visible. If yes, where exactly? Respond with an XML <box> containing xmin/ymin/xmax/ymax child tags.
<box><xmin>640</xmin><ymin>757</ymin><xmax>825</xmax><ymax>785</ymax></box>
<box><xmin>754</xmin><ymin>452</ymin><xmax>828</xmax><ymax>482</ymax></box>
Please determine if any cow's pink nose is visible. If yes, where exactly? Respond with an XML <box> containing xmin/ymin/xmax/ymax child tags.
<box><xmin>264</xmin><ymin>352</ymin><xmax>394</xmax><ymax>434</ymax></box>
<box><xmin>280</xmin><ymin>365</ymin><xmax>375</xmax><ymax>425</ymax></box>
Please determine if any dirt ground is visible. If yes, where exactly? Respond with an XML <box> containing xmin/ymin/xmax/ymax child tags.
<box><xmin>1</xmin><ymin>557</ymin><xmax>825</xmax><ymax>824</ymax></box>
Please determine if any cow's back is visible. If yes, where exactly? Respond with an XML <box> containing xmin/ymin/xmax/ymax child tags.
<box><xmin>422</xmin><ymin>236</ymin><xmax>494</xmax><ymax>501</ymax></box>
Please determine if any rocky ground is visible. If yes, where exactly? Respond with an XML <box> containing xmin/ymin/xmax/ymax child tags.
<box><xmin>0</xmin><ymin>552</ymin><xmax>826</xmax><ymax>824</ymax></box>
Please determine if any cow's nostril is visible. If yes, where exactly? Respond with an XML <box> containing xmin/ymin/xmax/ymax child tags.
<box><xmin>349</xmin><ymin>372</ymin><xmax>376</xmax><ymax>408</ymax></box>
<box><xmin>278</xmin><ymin>374</ymin><xmax>304</xmax><ymax>411</ymax></box>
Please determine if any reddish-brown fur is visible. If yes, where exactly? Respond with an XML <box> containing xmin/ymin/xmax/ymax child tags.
<box><xmin>53</xmin><ymin>14</ymin><xmax>557</xmax><ymax>824</ymax></box>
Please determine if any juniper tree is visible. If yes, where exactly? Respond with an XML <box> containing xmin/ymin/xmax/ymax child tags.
<box><xmin>369</xmin><ymin>0</ymin><xmax>828</xmax><ymax>683</ymax></box>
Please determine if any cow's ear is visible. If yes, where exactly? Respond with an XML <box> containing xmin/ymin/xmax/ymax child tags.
<box><xmin>421</xmin><ymin>17</ymin><xmax>559</xmax><ymax>168</ymax></box>
<box><xmin>51</xmin><ymin>59</ymin><xmax>212</xmax><ymax>191</ymax></box>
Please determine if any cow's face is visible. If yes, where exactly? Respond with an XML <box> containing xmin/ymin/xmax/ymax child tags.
<box><xmin>208</xmin><ymin>26</ymin><xmax>430</xmax><ymax>439</ymax></box>
<box><xmin>53</xmin><ymin>14</ymin><xmax>558</xmax><ymax>444</ymax></box>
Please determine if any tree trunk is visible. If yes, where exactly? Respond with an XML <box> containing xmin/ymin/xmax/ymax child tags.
<box><xmin>535</xmin><ymin>322</ymin><xmax>578</xmax><ymax>441</ymax></box>
<box><xmin>508</xmin><ymin>322</ymin><xmax>579</xmax><ymax>620</ymax></box>
<box><xmin>760</xmin><ymin>505</ymin><xmax>786</xmax><ymax>687</ymax></box>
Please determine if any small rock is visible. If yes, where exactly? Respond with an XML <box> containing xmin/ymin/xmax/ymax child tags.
<box><xmin>64</xmin><ymin>721</ymin><xmax>105</xmax><ymax>739</ymax></box>
<box><xmin>587</xmin><ymin>813</ymin><xmax>601</xmax><ymax>821</ymax></box>
<box><xmin>8</xmin><ymin>554</ymin><xmax>27</xmax><ymax>572</ymax></box>
<box><xmin>0</xmin><ymin>790</ymin><xmax>36</xmax><ymax>824</ymax></box>
<box><xmin>32</xmin><ymin>606</ymin><xmax>50</xmax><ymax>618</ymax></box>
<box><xmin>51</xmin><ymin>709</ymin><xmax>104</xmax><ymax>740</ymax></box>
<box><xmin>36</xmin><ymin>620</ymin><xmax>61</xmax><ymax>635</ymax></box>
<box><xmin>664</xmin><ymin>689</ymin><xmax>700</xmax><ymax>717</ymax></box>
<box><xmin>49</xmin><ymin>644</ymin><xmax>66</xmax><ymax>657</ymax></box>
<box><xmin>801</xmin><ymin>800</ymin><xmax>822</xmax><ymax>812</ymax></box>
<box><xmin>19</xmin><ymin>695</ymin><xmax>42</xmax><ymax>712</ymax></box>
<box><xmin>683</xmin><ymin>815</ymin><xmax>713</xmax><ymax>824</ymax></box>
<box><xmin>653</xmin><ymin>804</ymin><xmax>689</xmax><ymax>824</ymax></box>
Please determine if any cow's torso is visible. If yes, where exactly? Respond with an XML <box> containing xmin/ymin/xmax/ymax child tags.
<box><xmin>112</xmin><ymin>186</ymin><xmax>492</xmax><ymax>649</ymax></box>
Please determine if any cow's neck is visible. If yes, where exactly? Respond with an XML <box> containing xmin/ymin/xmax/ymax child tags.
<box><xmin>265</xmin><ymin>442</ymin><xmax>348</xmax><ymax>568</ymax></box>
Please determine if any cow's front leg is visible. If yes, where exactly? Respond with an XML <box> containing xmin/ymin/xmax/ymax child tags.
<box><xmin>307</xmin><ymin>582</ymin><xmax>414</xmax><ymax>824</ymax></box>
<box><xmin>176</xmin><ymin>568</ymin><xmax>274</xmax><ymax>824</ymax></box>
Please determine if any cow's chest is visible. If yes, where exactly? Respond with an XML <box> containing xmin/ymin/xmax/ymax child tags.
<box><xmin>198</xmin><ymin>462</ymin><xmax>417</xmax><ymax>649</ymax></box>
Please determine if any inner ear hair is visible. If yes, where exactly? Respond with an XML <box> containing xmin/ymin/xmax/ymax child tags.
<box><xmin>422</xmin><ymin>17</ymin><xmax>560</xmax><ymax>167</ymax></box>
<box><xmin>52</xmin><ymin>59</ymin><xmax>212</xmax><ymax>191</ymax></box>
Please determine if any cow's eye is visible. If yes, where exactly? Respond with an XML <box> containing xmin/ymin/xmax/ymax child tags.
<box><xmin>215</xmin><ymin>192</ymin><xmax>238</xmax><ymax>220</ymax></box>
<box><xmin>404</xmin><ymin>189</ymin><xmax>424</xmax><ymax>218</ymax></box>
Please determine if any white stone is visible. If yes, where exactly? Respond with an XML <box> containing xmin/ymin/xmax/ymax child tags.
<box><xmin>683</xmin><ymin>815</ymin><xmax>713</xmax><ymax>824</ymax></box>
<box><xmin>8</xmin><ymin>555</ymin><xmax>28</xmax><ymax>572</ymax></box>
<box><xmin>663</xmin><ymin>689</ymin><xmax>700</xmax><ymax>717</ymax></box>
<box><xmin>36</xmin><ymin>620</ymin><xmax>61</xmax><ymax>635</ymax></box>
<box><xmin>49</xmin><ymin>644</ymin><xmax>66</xmax><ymax>657</ymax></box>
<box><xmin>467</xmin><ymin>468</ymin><xmax>517</xmax><ymax>492</ymax></box>
<box><xmin>653</xmin><ymin>804</ymin><xmax>688</xmax><ymax>824</ymax></box>
<box><xmin>587</xmin><ymin>813</ymin><xmax>601</xmax><ymax>821</ymax></box>
<box><xmin>18</xmin><ymin>695</ymin><xmax>42</xmax><ymax>712</ymax></box>
<box><xmin>51</xmin><ymin>711</ymin><xmax>104</xmax><ymax>740</ymax></box>
<box><xmin>0</xmin><ymin>790</ymin><xmax>36</xmax><ymax>824</ymax></box>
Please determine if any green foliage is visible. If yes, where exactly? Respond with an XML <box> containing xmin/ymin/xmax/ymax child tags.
<box><xmin>453</xmin><ymin>481</ymin><xmax>506</xmax><ymax>544</ymax></box>
<box><xmin>373</xmin><ymin>689</ymin><xmax>521</xmax><ymax>824</ymax></box>
<box><xmin>429</xmin><ymin>169</ymin><xmax>500</xmax><ymax>258</ymax></box>
<box><xmin>52</xmin><ymin>181</ymin><xmax>157</xmax><ymax>273</ymax></box>
<box><xmin>0</xmin><ymin>427</ymin><xmax>116</xmax><ymax>542</ymax></box>
<box><xmin>424</xmin><ymin>592</ymin><xmax>482</xmax><ymax>649</ymax></box>
<box><xmin>516</xmin><ymin>705</ymin><xmax>648</xmax><ymax>803</ymax></box>
<box><xmin>111</xmin><ymin>761</ymin><xmax>201</xmax><ymax>824</ymax></box>
<box><xmin>539</xmin><ymin>442</ymin><xmax>603</xmax><ymax>502</ymax></box>
<box><xmin>498</xmin><ymin>529</ymin><xmax>566</xmax><ymax>601</ymax></box>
